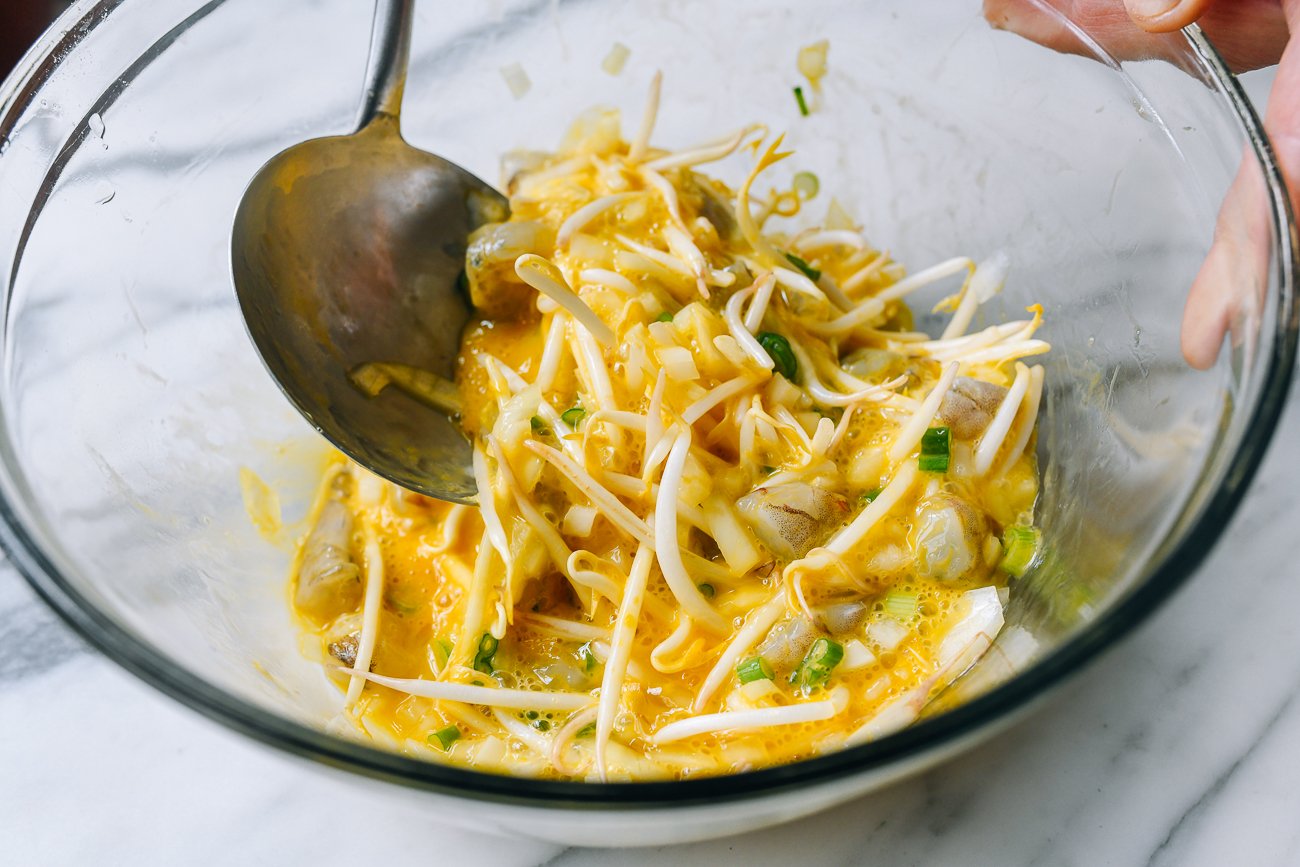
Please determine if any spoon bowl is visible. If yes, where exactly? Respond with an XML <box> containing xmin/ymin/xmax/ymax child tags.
<box><xmin>230</xmin><ymin>0</ymin><xmax>504</xmax><ymax>502</ymax></box>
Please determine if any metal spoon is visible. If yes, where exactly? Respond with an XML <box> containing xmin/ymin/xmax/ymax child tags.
<box><xmin>231</xmin><ymin>0</ymin><xmax>504</xmax><ymax>503</ymax></box>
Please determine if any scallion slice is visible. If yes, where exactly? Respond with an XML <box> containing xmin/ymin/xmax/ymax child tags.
<box><xmin>793</xmin><ymin>85</ymin><xmax>810</xmax><ymax>117</ymax></box>
<box><xmin>431</xmin><ymin>637</ymin><xmax>453</xmax><ymax>669</ymax></box>
<box><xmin>784</xmin><ymin>251</ymin><xmax>822</xmax><ymax>282</ymax></box>
<box><xmin>656</xmin><ymin>310</ymin><xmax>675</xmax><ymax>323</ymax></box>
<box><xmin>919</xmin><ymin>426</ymin><xmax>951</xmax><ymax>473</ymax></box>
<box><xmin>736</xmin><ymin>656</ymin><xmax>774</xmax><ymax>684</ymax></box>
<box><xmin>472</xmin><ymin>633</ymin><xmax>499</xmax><ymax>674</ymax></box>
<box><xmin>697</xmin><ymin>582</ymin><xmax>715</xmax><ymax>599</ymax></box>
<box><xmin>795</xmin><ymin>638</ymin><xmax>843</xmax><ymax>690</ymax></box>
<box><xmin>757</xmin><ymin>332</ymin><xmax>798</xmax><ymax>381</ymax></box>
<box><xmin>561</xmin><ymin>405</ymin><xmax>586</xmax><ymax>427</ymax></box>
<box><xmin>792</xmin><ymin>171</ymin><xmax>819</xmax><ymax>200</ymax></box>
<box><xmin>1000</xmin><ymin>525</ymin><xmax>1040</xmax><ymax>577</ymax></box>
<box><xmin>530</xmin><ymin>416</ymin><xmax>548</xmax><ymax>435</ymax></box>
<box><xmin>861</xmin><ymin>488</ymin><xmax>882</xmax><ymax>503</ymax></box>
<box><xmin>883</xmin><ymin>590</ymin><xmax>919</xmax><ymax>620</ymax></box>
<box><xmin>578</xmin><ymin>642</ymin><xmax>597</xmax><ymax>673</ymax></box>
<box><xmin>428</xmin><ymin>725</ymin><xmax>460</xmax><ymax>750</ymax></box>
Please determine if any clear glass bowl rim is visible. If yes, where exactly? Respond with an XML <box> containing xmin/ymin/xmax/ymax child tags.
<box><xmin>1</xmin><ymin>0</ymin><xmax>1296</xmax><ymax>809</ymax></box>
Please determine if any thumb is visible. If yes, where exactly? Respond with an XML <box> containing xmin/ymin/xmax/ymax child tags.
<box><xmin>1123</xmin><ymin>0</ymin><xmax>1214</xmax><ymax>32</ymax></box>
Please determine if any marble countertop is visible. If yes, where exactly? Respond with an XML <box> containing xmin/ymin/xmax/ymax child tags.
<box><xmin>4</xmin><ymin>71</ymin><xmax>1297</xmax><ymax>866</ymax></box>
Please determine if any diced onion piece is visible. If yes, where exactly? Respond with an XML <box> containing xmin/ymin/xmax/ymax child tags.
<box><xmin>738</xmin><ymin>678</ymin><xmax>780</xmax><ymax>702</ymax></box>
<box><xmin>601</xmin><ymin>42</ymin><xmax>631</xmax><ymax>76</ymax></box>
<box><xmin>562</xmin><ymin>504</ymin><xmax>598</xmax><ymax>537</ymax></box>
<box><xmin>656</xmin><ymin>346</ymin><xmax>699</xmax><ymax>381</ymax></box>
<box><xmin>825</xmin><ymin>197</ymin><xmax>855</xmax><ymax>230</ymax></box>
<box><xmin>500</xmin><ymin>63</ymin><xmax>531</xmax><ymax>99</ymax></box>
<box><xmin>866</xmin><ymin>617</ymin><xmax>909</xmax><ymax>652</ymax></box>
<box><xmin>840</xmin><ymin>638</ymin><xmax>876</xmax><ymax>672</ymax></box>
<box><xmin>797</xmin><ymin>39</ymin><xmax>829</xmax><ymax>85</ymax></box>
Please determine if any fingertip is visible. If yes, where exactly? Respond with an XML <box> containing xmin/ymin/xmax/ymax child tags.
<box><xmin>1181</xmin><ymin>245</ymin><xmax>1235</xmax><ymax>371</ymax></box>
<box><xmin>1123</xmin><ymin>0</ymin><xmax>1213</xmax><ymax>34</ymax></box>
<box><xmin>1180</xmin><ymin>325</ymin><xmax>1222</xmax><ymax>370</ymax></box>
<box><xmin>982</xmin><ymin>0</ymin><xmax>1026</xmax><ymax>32</ymax></box>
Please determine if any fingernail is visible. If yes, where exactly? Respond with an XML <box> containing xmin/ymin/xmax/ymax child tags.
<box><xmin>1125</xmin><ymin>0</ymin><xmax>1181</xmax><ymax>21</ymax></box>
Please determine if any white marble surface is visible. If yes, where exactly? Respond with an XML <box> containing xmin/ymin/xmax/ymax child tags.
<box><xmin>4</xmin><ymin>69</ymin><xmax>1297</xmax><ymax>866</ymax></box>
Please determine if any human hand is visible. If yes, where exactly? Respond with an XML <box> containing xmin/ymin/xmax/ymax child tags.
<box><xmin>984</xmin><ymin>0</ymin><xmax>1296</xmax><ymax>369</ymax></box>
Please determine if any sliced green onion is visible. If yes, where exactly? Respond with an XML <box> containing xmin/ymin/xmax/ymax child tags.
<box><xmin>472</xmin><ymin>633</ymin><xmax>499</xmax><ymax>674</ymax></box>
<box><xmin>533</xmin><ymin>719</ymin><xmax>552</xmax><ymax>732</ymax></box>
<box><xmin>428</xmin><ymin>725</ymin><xmax>460</xmax><ymax>750</ymax></box>
<box><xmin>578</xmin><ymin>642</ymin><xmax>597</xmax><ymax>672</ymax></box>
<box><xmin>576</xmin><ymin>721</ymin><xmax>597</xmax><ymax>738</ymax></box>
<box><xmin>736</xmin><ymin>656</ymin><xmax>774</xmax><ymax>684</ymax></box>
<box><xmin>656</xmin><ymin>310</ymin><xmax>675</xmax><ymax>323</ymax></box>
<box><xmin>919</xmin><ymin>426</ymin><xmax>951</xmax><ymax>473</ymax></box>
<box><xmin>784</xmin><ymin>251</ymin><xmax>822</xmax><ymax>282</ymax></box>
<box><xmin>697</xmin><ymin>582</ymin><xmax>715</xmax><ymax>599</ymax></box>
<box><xmin>883</xmin><ymin>590</ymin><xmax>919</xmax><ymax>620</ymax></box>
<box><xmin>795</xmin><ymin>638</ymin><xmax>843</xmax><ymax>690</ymax></box>
<box><xmin>792</xmin><ymin>171</ymin><xmax>819</xmax><ymax>200</ymax></box>
<box><xmin>431</xmin><ymin>637</ymin><xmax>453</xmax><ymax>669</ymax></box>
<box><xmin>1000</xmin><ymin>525</ymin><xmax>1041</xmax><ymax>577</ymax></box>
<box><xmin>793</xmin><ymin>85</ymin><xmax>810</xmax><ymax>117</ymax></box>
<box><xmin>530</xmin><ymin>416</ymin><xmax>548</xmax><ymax>435</ymax></box>
<box><xmin>861</xmin><ymin>488</ymin><xmax>882</xmax><ymax>503</ymax></box>
<box><xmin>561</xmin><ymin>406</ymin><xmax>586</xmax><ymax>427</ymax></box>
<box><xmin>757</xmin><ymin>332</ymin><xmax>798</xmax><ymax>381</ymax></box>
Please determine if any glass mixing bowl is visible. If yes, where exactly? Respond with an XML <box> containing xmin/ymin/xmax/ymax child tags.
<box><xmin>0</xmin><ymin>0</ymin><xmax>1294</xmax><ymax>847</ymax></box>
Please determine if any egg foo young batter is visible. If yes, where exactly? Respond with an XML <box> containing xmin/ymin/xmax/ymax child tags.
<box><xmin>290</xmin><ymin>79</ymin><xmax>1049</xmax><ymax>781</ymax></box>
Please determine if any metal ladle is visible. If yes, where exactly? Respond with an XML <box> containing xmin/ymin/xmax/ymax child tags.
<box><xmin>231</xmin><ymin>0</ymin><xmax>504</xmax><ymax>503</ymax></box>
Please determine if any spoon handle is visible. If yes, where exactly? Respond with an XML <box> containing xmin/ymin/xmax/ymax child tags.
<box><xmin>356</xmin><ymin>0</ymin><xmax>414</xmax><ymax>130</ymax></box>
